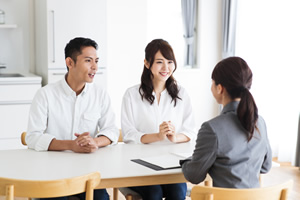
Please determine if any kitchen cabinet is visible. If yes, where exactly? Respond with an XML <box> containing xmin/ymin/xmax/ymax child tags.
<box><xmin>0</xmin><ymin>24</ymin><xmax>18</xmax><ymax>69</ymax></box>
<box><xmin>0</xmin><ymin>74</ymin><xmax>41</xmax><ymax>150</ymax></box>
<box><xmin>0</xmin><ymin>24</ymin><xmax>17</xmax><ymax>29</ymax></box>
<box><xmin>35</xmin><ymin>0</ymin><xmax>107</xmax><ymax>87</ymax></box>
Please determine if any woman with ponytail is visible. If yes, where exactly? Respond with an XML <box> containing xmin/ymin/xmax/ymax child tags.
<box><xmin>121</xmin><ymin>39</ymin><xmax>196</xmax><ymax>199</ymax></box>
<box><xmin>181</xmin><ymin>57</ymin><xmax>272</xmax><ymax>188</ymax></box>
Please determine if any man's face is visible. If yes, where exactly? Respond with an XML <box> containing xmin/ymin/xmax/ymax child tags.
<box><xmin>69</xmin><ymin>46</ymin><xmax>99</xmax><ymax>84</ymax></box>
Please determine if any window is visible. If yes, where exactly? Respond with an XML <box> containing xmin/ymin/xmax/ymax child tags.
<box><xmin>146</xmin><ymin>0</ymin><xmax>197</xmax><ymax>68</ymax></box>
<box><xmin>235</xmin><ymin>0</ymin><xmax>300</xmax><ymax>163</ymax></box>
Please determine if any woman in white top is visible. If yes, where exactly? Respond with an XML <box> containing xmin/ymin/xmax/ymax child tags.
<box><xmin>121</xmin><ymin>39</ymin><xmax>196</xmax><ymax>200</ymax></box>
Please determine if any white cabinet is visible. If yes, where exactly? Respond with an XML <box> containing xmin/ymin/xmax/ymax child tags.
<box><xmin>35</xmin><ymin>0</ymin><xmax>107</xmax><ymax>87</ymax></box>
<box><xmin>47</xmin><ymin>68</ymin><xmax>107</xmax><ymax>87</ymax></box>
<box><xmin>0</xmin><ymin>24</ymin><xmax>17</xmax><ymax>29</ymax></box>
<box><xmin>0</xmin><ymin>75</ymin><xmax>41</xmax><ymax>150</ymax></box>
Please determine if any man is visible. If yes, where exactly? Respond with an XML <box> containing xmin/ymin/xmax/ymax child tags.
<box><xmin>26</xmin><ymin>37</ymin><xmax>119</xmax><ymax>199</ymax></box>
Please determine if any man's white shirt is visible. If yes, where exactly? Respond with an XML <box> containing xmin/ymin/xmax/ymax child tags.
<box><xmin>26</xmin><ymin>77</ymin><xmax>119</xmax><ymax>151</ymax></box>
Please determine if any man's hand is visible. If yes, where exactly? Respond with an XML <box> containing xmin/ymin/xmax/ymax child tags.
<box><xmin>70</xmin><ymin>140</ymin><xmax>96</xmax><ymax>153</ymax></box>
<box><xmin>48</xmin><ymin>138</ymin><xmax>96</xmax><ymax>153</ymax></box>
<box><xmin>74</xmin><ymin>132</ymin><xmax>98</xmax><ymax>153</ymax></box>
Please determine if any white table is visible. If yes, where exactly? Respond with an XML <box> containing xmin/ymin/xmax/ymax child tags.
<box><xmin>0</xmin><ymin>142</ymin><xmax>197</xmax><ymax>189</ymax></box>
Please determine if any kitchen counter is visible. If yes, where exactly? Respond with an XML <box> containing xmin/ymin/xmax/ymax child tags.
<box><xmin>0</xmin><ymin>72</ymin><xmax>42</xmax><ymax>150</ymax></box>
<box><xmin>0</xmin><ymin>72</ymin><xmax>42</xmax><ymax>84</ymax></box>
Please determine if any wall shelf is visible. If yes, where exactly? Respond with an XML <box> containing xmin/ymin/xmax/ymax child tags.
<box><xmin>0</xmin><ymin>24</ymin><xmax>17</xmax><ymax>28</ymax></box>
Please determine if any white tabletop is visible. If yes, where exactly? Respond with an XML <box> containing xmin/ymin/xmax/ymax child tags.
<box><xmin>0</xmin><ymin>142</ymin><xmax>196</xmax><ymax>188</ymax></box>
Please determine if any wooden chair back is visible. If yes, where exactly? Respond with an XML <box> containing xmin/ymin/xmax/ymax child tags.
<box><xmin>190</xmin><ymin>180</ymin><xmax>293</xmax><ymax>200</ymax></box>
<box><xmin>21</xmin><ymin>131</ymin><xmax>27</xmax><ymax>145</ymax></box>
<box><xmin>0</xmin><ymin>172</ymin><xmax>101</xmax><ymax>200</ymax></box>
<box><xmin>118</xmin><ymin>129</ymin><xmax>123</xmax><ymax>142</ymax></box>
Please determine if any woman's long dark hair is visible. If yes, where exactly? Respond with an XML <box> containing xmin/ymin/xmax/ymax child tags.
<box><xmin>139</xmin><ymin>39</ymin><xmax>181</xmax><ymax>106</ymax></box>
<box><xmin>212</xmin><ymin>57</ymin><xmax>258</xmax><ymax>141</ymax></box>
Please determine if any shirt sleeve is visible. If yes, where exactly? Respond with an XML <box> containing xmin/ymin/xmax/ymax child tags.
<box><xmin>26</xmin><ymin>88</ymin><xmax>55</xmax><ymax>151</ymax></box>
<box><xmin>181</xmin><ymin>122</ymin><xmax>217</xmax><ymax>184</ymax></box>
<box><xmin>259</xmin><ymin>118</ymin><xmax>273</xmax><ymax>173</ymax></box>
<box><xmin>96</xmin><ymin>90</ymin><xmax>119</xmax><ymax>144</ymax></box>
<box><xmin>121</xmin><ymin>89</ymin><xmax>145</xmax><ymax>144</ymax></box>
<box><xmin>178</xmin><ymin>88</ymin><xmax>197</xmax><ymax>140</ymax></box>
<box><xmin>260</xmin><ymin>143</ymin><xmax>272</xmax><ymax>173</ymax></box>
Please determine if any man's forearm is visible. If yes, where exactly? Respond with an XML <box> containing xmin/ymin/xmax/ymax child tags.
<box><xmin>94</xmin><ymin>135</ymin><xmax>112</xmax><ymax>147</ymax></box>
<box><xmin>48</xmin><ymin>138</ymin><xmax>74</xmax><ymax>151</ymax></box>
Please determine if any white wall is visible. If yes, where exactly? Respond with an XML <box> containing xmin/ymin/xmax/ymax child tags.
<box><xmin>196</xmin><ymin>0</ymin><xmax>222</xmax><ymax>125</ymax></box>
<box><xmin>106</xmin><ymin>0</ymin><xmax>221</xmax><ymax>128</ymax></box>
<box><xmin>1</xmin><ymin>0</ymin><xmax>221</xmax><ymax>130</ymax></box>
<box><xmin>106</xmin><ymin>0</ymin><xmax>148</xmax><ymax>127</ymax></box>
<box><xmin>176</xmin><ymin>0</ymin><xmax>221</xmax><ymax>128</ymax></box>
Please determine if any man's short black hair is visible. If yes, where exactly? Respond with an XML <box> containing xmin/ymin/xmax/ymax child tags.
<box><xmin>64</xmin><ymin>37</ymin><xmax>98</xmax><ymax>65</ymax></box>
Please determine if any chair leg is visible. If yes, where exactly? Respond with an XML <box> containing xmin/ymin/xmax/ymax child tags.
<box><xmin>204</xmin><ymin>174</ymin><xmax>213</xmax><ymax>187</ymax></box>
<box><xmin>281</xmin><ymin>188</ymin><xmax>289</xmax><ymax>200</ymax></box>
<box><xmin>259</xmin><ymin>174</ymin><xmax>262</xmax><ymax>187</ymax></box>
<box><xmin>113</xmin><ymin>188</ymin><xmax>118</xmax><ymax>200</ymax></box>
<box><xmin>204</xmin><ymin>180</ymin><xmax>212</xmax><ymax>187</ymax></box>
<box><xmin>125</xmin><ymin>195</ymin><xmax>133</xmax><ymax>200</ymax></box>
<box><xmin>6</xmin><ymin>185</ymin><xmax>14</xmax><ymax>200</ymax></box>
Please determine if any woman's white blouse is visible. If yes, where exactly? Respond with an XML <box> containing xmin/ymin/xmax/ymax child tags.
<box><xmin>121</xmin><ymin>84</ymin><xmax>197</xmax><ymax>144</ymax></box>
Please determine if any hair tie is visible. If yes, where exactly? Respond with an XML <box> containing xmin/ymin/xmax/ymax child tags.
<box><xmin>240</xmin><ymin>86</ymin><xmax>248</xmax><ymax>93</ymax></box>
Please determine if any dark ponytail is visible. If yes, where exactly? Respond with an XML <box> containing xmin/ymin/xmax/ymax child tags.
<box><xmin>238</xmin><ymin>88</ymin><xmax>258</xmax><ymax>140</ymax></box>
<box><xmin>212</xmin><ymin>57</ymin><xmax>258</xmax><ymax>141</ymax></box>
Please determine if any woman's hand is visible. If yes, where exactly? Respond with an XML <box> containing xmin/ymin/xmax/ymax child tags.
<box><xmin>141</xmin><ymin>121</ymin><xmax>178</xmax><ymax>144</ymax></box>
<box><xmin>165</xmin><ymin>121</ymin><xmax>177</xmax><ymax>143</ymax></box>
<box><xmin>158</xmin><ymin>121</ymin><xmax>177</xmax><ymax>142</ymax></box>
<box><xmin>158</xmin><ymin>121</ymin><xmax>172</xmax><ymax>140</ymax></box>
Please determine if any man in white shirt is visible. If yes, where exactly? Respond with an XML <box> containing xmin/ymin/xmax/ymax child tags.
<box><xmin>26</xmin><ymin>37</ymin><xmax>118</xmax><ymax>199</ymax></box>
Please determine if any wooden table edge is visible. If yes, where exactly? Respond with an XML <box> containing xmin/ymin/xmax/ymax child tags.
<box><xmin>97</xmin><ymin>173</ymin><xmax>187</xmax><ymax>189</ymax></box>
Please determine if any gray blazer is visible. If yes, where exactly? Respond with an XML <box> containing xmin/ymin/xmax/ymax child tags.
<box><xmin>181</xmin><ymin>101</ymin><xmax>272</xmax><ymax>188</ymax></box>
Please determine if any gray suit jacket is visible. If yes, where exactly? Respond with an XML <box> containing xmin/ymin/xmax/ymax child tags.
<box><xmin>181</xmin><ymin>101</ymin><xmax>272</xmax><ymax>188</ymax></box>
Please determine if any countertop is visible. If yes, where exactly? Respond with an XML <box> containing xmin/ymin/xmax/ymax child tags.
<box><xmin>0</xmin><ymin>72</ymin><xmax>42</xmax><ymax>84</ymax></box>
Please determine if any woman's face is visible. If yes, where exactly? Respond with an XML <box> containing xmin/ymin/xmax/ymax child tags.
<box><xmin>147</xmin><ymin>50</ymin><xmax>175</xmax><ymax>84</ymax></box>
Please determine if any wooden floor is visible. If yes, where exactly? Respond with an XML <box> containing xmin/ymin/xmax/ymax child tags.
<box><xmin>1</xmin><ymin>165</ymin><xmax>299</xmax><ymax>200</ymax></box>
<box><xmin>259</xmin><ymin>165</ymin><xmax>300</xmax><ymax>200</ymax></box>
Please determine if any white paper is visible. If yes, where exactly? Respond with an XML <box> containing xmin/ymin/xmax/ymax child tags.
<box><xmin>171</xmin><ymin>152</ymin><xmax>192</xmax><ymax>158</ymax></box>
<box><xmin>140</xmin><ymin>154</ymin><xmax>183</xmax><ymax>169</ymax></box>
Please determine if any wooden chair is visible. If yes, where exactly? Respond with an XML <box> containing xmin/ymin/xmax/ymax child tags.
<box><xmin>190</xmin><ymin>180</ymin><xmax>293</xmax><ymax>200</ymax></box>
<box><xmin>113</xmin><ymin>130</ymin><xmax>140</xmax><ymax>200</ymax></box>
<box><xmin>0</xmin><ymin>172</ymin><xmax>101</xmax><ymax>200</ymax></box>
<box><xmin>118</xmin><ymin>129</ymin><xmax>124</xmax><ymax>143</ymax></box>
